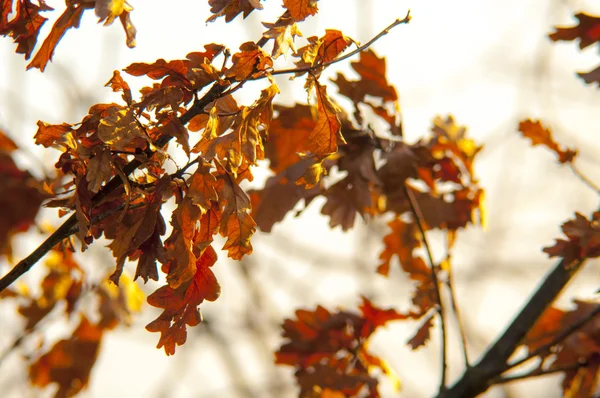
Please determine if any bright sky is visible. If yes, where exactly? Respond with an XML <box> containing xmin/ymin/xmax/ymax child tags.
<box><xmin>2</xmin><ymin>0</ymin><xmax>600</xmax><ymax>397</ymax></box>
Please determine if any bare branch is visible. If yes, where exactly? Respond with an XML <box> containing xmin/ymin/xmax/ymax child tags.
<box><xmin>403</xmin><ymin>183</ymin><xmax>448</xmax><ymax>393</ymax></box>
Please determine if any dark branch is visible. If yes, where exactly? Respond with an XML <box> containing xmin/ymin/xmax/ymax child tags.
<box><xmin>437</xmin><ymin>257</ymin><xmax>586</xmax><ymax>398</ymax></box>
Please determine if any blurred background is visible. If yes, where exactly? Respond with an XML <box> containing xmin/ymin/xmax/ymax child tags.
<box><xmin>1</xmin><ymin>0</ymin><xmax>600</xmax><ymax>397</ymax></box>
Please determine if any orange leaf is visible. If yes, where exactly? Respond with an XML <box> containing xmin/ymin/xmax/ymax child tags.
<box><xmin>306</xmin><ymin>83</ymin><xmax>344</xmax><ymax>156</ymax></box>
<box><xmin>283</xmin><ymin>0</ymin><xmax>318</xmax><ymax>22</ymax></box>
<box><xmin>206</xmin><ymin>0</ymin><xmax>263</xmax><ymax>23</ymax></box>
<box><xmin>146</xmin><ymin>245</ymin><xmax>220</xmax><ymax>355</ymax></box>
<box><xmin>225</xmin><ymin>41</ymin><xmax>273</xmax><ymax>80</ymax></box>
<box><xmin>518</xmin><ymin>119</ymin><xmax>578</xmax><ymax>164</ymax></box>
<box><xmin>105</xmin><ymin>70</ymin><xmax>133</xmax><ymax>105</ymax></box>
<box><xmin>27</xmin><ymin>4</ymin><xmax>88</xmax><ymax>71</ymax></box>
<box><xmin>29</xmin><ymin>316</ymin><xmax>103</xmax><ymax>397</ymax></box>
<box><xmin>262</xmin><ymin>15</ymin><xmax>303</xmax><ymax>59</ymax></box>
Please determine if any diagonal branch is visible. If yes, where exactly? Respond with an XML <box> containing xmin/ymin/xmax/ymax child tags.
<box><xmin>403</xmin><ymin>183</ymin><xmax>448</xmax><ymax>393</ymax></box>
<box><xmin>437</xmin><ymin>257</ymin><xmax>586</xmax><ymax>398</ymax></box>
<box><xmin>504</xmin><ymin>301</ymin><xmax>600</xmax><ymax>372</ymax></box>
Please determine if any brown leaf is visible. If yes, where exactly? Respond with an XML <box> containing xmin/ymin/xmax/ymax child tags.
<box><xmin>206</xmin><ymin>0</ymin><xmax>263</xmax><ymax>23</ymax></box>
<box><xmin>306</xmin><ymin>83</ymin><xmax>344</xmax><ymax>156</ymax></box>
<box><xmin>0</xmin><ymin>129</ymin><xmax>17</xmax><ymax>152</ymax></box>
<box><xmin>578</xmin><ymin>65</ymin><xmax>600</xmax><ymax>87</ymax></box>
<box><xmin>283</xmin><ymin>0</ymin><xmax>318</xmax><ymax>22</ymax></box>
<box><xmin>518</xmin><ymin>119</ymin><xmax>578</xmax><ymax>164</ymax></box>
<box><xmin>27</xmin><ymin>4</ymin><xmax>88</xmax><ymax>72</ymax></box>
<box><xmin>0</xmin><ymin>0</ymin><xmax>51</xmax><ymax>59</ymax></box>
<box><xmin>86</xmin><ymin>145</ymin><xmax>113</xmax><ymax>193</ymax></box>
<box><xmin>407</xmin><ymin>313</ymin><xmax>434</xmax><ymax>349</ymax></box>
<box><xmin>262</xmin><ymin>15</ymin><xmax>303</xmax><ymax>59</ymax></box>
<box><xmin>549</xmin><ymin>13</ymin><xmax>600</xmax><ymax>50</ymax></box>
<box><xmin>97</xmin><ymin>106</ymin><xmax>147</xmax><ymax>150</ymax></box>
<box><xmin>29</xmin><ymin>316</ymin><xmax>103</xmax><ymax>398</ymax></box>
<box><xmin>105</xmin><ymin>70</ymin><xmax>133</xmax><ymax>106</ymax></box>
<box><xmin>225</xmin><ymin>41</ymin><xmax>273</xmax><ymax>80</ymax></box>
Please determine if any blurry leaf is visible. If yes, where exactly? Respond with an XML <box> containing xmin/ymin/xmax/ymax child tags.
<box><xmin>407</xmin><ymin>313</ymin><xmax>434</xmax><ymax>350</ymax></box>
<box><xmin>518</xmin><ymin>119</ymin><xmax>578</xmax><ymax>164</ymax></box>
<box><xmin>549</xmin><ymin>13</ymin><xmax>600</xmax><ymax>50</ymax></box>
<box><xmin>0</xmin><ymin>129</ymin><xmax>17</xmax><ymax>152</ymax></box>
<box><xmin>0</xmin><ymin>0</ymin><xmax>51</xmax><ymax>60</ymax></box>
<box><xmin>577</xmin><ymin>65</ymin><xmax>600</xmax><ymax>87</ymax></box>
<box><xmin>206</xmin><ymin>0</ymin><xmax>263</xmax><ymax>23</ymax></box>
<box><xmin>543</xmin><ymin>212</ymin><xmax>600</xmax><ymax>262</ymax></box>
<box><xmin>27</xmin><ymin>4</ymin><xmax>87</xmax><ymax>71</ymax></box>
<box><xmin>29</xmin><ymin>316</ymin><xmax>103</xmax><ymax>398</ymax></box>
<box><xmin>0</xmin><ymin>153</ymin><xmax>47</xmax><ymax>257</ymax></box>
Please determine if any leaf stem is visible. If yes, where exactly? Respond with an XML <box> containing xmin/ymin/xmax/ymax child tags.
<box><xmin>569</xmin><ymin>163</ymin><xmax>600</xmax><ymax>195</ymax></box>
<box><xmin>403</xmin><ymin>183</ymin><xmax>448</xmax><ymax>393</ymax></box>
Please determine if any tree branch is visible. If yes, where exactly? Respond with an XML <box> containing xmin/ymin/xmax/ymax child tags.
<box><xmin>403</xmin><ymin>184</ymin><xmax>448</xmax><ymax>393</ymax></box>
<box><xmin>491</xmin><ymin>361</ymin><xmax>587</xmax><ymax>385</ymax></box>
<box><xmin>504</xmin><ymin>301</ymin><xmax>600</xmax><ymax>372</ymax></box>
<box><xmin>437</xmin><ymin>257</ymin><xmax>586</xmax><ymax>398</ymax></box>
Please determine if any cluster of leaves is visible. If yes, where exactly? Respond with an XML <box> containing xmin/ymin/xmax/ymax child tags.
<box><xmin>549</xmin><ymin>12</ymin><xmax>600</xmax><ymax>87</ymax></box>
<box><xmin>1</xmin><ymin>1</ymin><xmax>600</xmax><ymax>397</ymax></box>
<box><xmin>0</xmin><ymin>0</ymin><xmax>136</xmax><ymax>72</ymax></box>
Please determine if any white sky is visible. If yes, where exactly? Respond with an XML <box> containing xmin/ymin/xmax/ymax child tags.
<box><xmin>2</xmin><ymin>0</ymin><xmax>600</xmax><ymax>397</ymax></box>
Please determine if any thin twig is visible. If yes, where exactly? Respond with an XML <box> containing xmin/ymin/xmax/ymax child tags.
<box><xmin>270</xmin><ymin>11</ymin><xmax>411</xmax><ymax>77</ymax></box>
<box><xmin>569</xmin><ymin>163</ymin><xmax>600</xmax><ymax>195</ymax></box>
<box><xmin>445</xmin><ymin>253</ymin><xmax>471</xmax><ymax>368</ymax></box>
<box><xmin>504</xmin><ymin>303</ymin><xmax>600</xmax><ymax>372</ymax></box>
<box><xmin>403</xmin><ymin>183</ymin><xmax>448</xmax><ymax>393</ymax></box>
<box><xmin>491</xmin><ymin>361</ymin><xmax>587</xmax><ymax>385</ymax></box>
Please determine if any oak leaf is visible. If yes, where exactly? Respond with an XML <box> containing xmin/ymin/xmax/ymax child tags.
<box><xmin>543</xmin><ymin>212</ymin><xmax>600</xmax><ymax>261</ymax></box>
<box><xmin>283</xmin><ymin>0</ymin><xmax>318</xmax><ymax>22</ymax></box>
<box><xmin>146</xmin><ymin>245</ymin><xmax>220</xmax><ymax>355</ymax></box>
<box><xmin>105</xmin><ymin>70</ymin><xmax>133</xmax><ymax>106</ymax></box>
<box><xmin>29</xmin><ymin>316</ymin><xmax>103</xmax><ymax>398</ymax></box>
<box><xmin>206</xmin><ymin>0</ymin><xmax>263</xmax><ymax>23</ymax></box>
<box><xmin>578</xmin><ymin>65</ymin><xmax>600</xmax><ymax>87</ymax></box>
<box><xmin>97</xmin><ymin>106</ymin><xmax>147</xmax><ymax>150</ymax></box>
<box><xmin>262</xmin><ymin>15</ymin><xmax>302</xmax><ymax>59</ymax></box>
<box><xmin>549</xmin><ymin>13</ymin><xmax>600</xmax><ymax>50</ymax></box>
<box><xmin>306</xmin><ymin>83</ymin><xmax>344</xmax><ymax>156</ymax></box>
<box><xmin>27</xmin><ymin>4</ymin><xmax>88</xmax><ymax>71</ymax></box>
<box><xmin>225</xmin><ymin>41</ymin><xmax>273</xmax><ymax>80</ymax></box>
<box><xmin>518</xmin><ymin>119</ymin><xmax>577</xmax><ymax>164</ymax></box>
<box><xmin>0</xmin><ymin>0</ymin><xmax>51</xmax><ymax>59</ymax></box>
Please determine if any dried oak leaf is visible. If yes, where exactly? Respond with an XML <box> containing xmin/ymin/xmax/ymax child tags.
<box><xmin>215</xmin><ymin>165</ymin><xmax>257</xmax><ymax>259</ymax></box>
<box><xmin>262</xmin><ymin>15</ymin><xmax>303</xmax><ymax>59</ymax></box>
<box><xmin>105</xmin><ymin>70</ymin><xmax>133</xmax><ymax>105</ymax></box>
<box><xmin>249</xmin><ymin>158</ymin><xmax>321</xmax><ymax>232</ymax></box>
<box><xmin>276</xmin><ymin>300</ymin><xmax>404</xmax><ymax>397</ymax></box>
<box><xmin>407</xmin><ymin>312</ymin><xmax>434</xmax><ymax>350</ymax></box>
<box><xmin>522</xmin><ymin>299</ymin><xmax>600</xmax><ymax>397</ymax></box>
<box><xmin>0</xmin><ymin>153</ymin><xmax>47</xmax><ymax>256</ymax></box>
<box><xmin>194</xmin><ymin>84</ymin><xmax>278</xmax><ymax>176</ymax></box>
<box><xmin>306</xmin><ymin>83</ymin><xmax>345</xmax><ymax>157</ymax></box>
<box><xmin>34</xmin><ymin>121</ymin><xmax>74</xmax><ymax>149</ymax></box>
<box><xmin>0</xmin><ymin>0</ymin><xmax>51</xmax><ymax>59</ymax></box>
<box><xmin>0</xmin><ymin>129</ymin><xmax>17</xmax><ymax>152</ymax></box>
<box><xmin>321</xmin><ymin>139</ymin><xmax>381</xmax><ymax>231</ymax></box>
<box><xmin>225</xmin><ymin>41</ymin><xmax>273</xmax><ymax>80</ymax></box>
<box><xmin>206</xmin><ymin>0</ymin><xmax>263</xmax><ymax>23</ymax></box>
<box><xmin>29</xmin><ymin>316</ymin><xmax>103</xmax><ymax>398</ymax></box>
<box><xmin>549</xmin><ymin>13</ymin><xmax>600</xmax><ymax>50</ymax></box>
<box><xmin>283</xmin><ymin>0</ymin><xmax>318</xmax><ymax>22</ymax></box>
<box><xmin>578</xmin><ymin>65</ymin><xmax>600</xmax><ymax>87</ymax></box>
<box><xmin>518</xmin><ymin>119</ymin><xmax>577</xmax><ymax>164</ymax></box>
<box><xmin>264</xmin><ymin>103</ymin><xmax>314</xmax><ymax>172</ymax></box>
<box><xmin>295</xmin><ymin>30</ymin><xmax>352</xmax><ymax>74</ymax></box>
<box><xmin>86</xmin><ymin>145</ymin><xmax>113</xmax><ymax>193</ymax></box>
<box><xmin>95</xmin><ymin>0</ymin><xmax>136</xmax><ymax>47</ymax></box>
<box><xmin>146</xmin><ymin>245</ymin><xmax>220</xmax><ymax>355</ymax></box>
<box><xmin>28</xmin><ymin>4</ymin><xmax>89</xmax><ymax>72</ymax></box>
<box><xmin>378</xmin><ymin>217</ymin><xmax>437</xmax><ymax>314</ymax></box>
<box><xmin>97</xmin><ymin>106</ymin><xmax>147</xmax><ymax>150</ymax></box>
<box><xmin>543</xmin><ymin>212</ymin><xmax>600</xmax><ymax>261</ymax></box>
